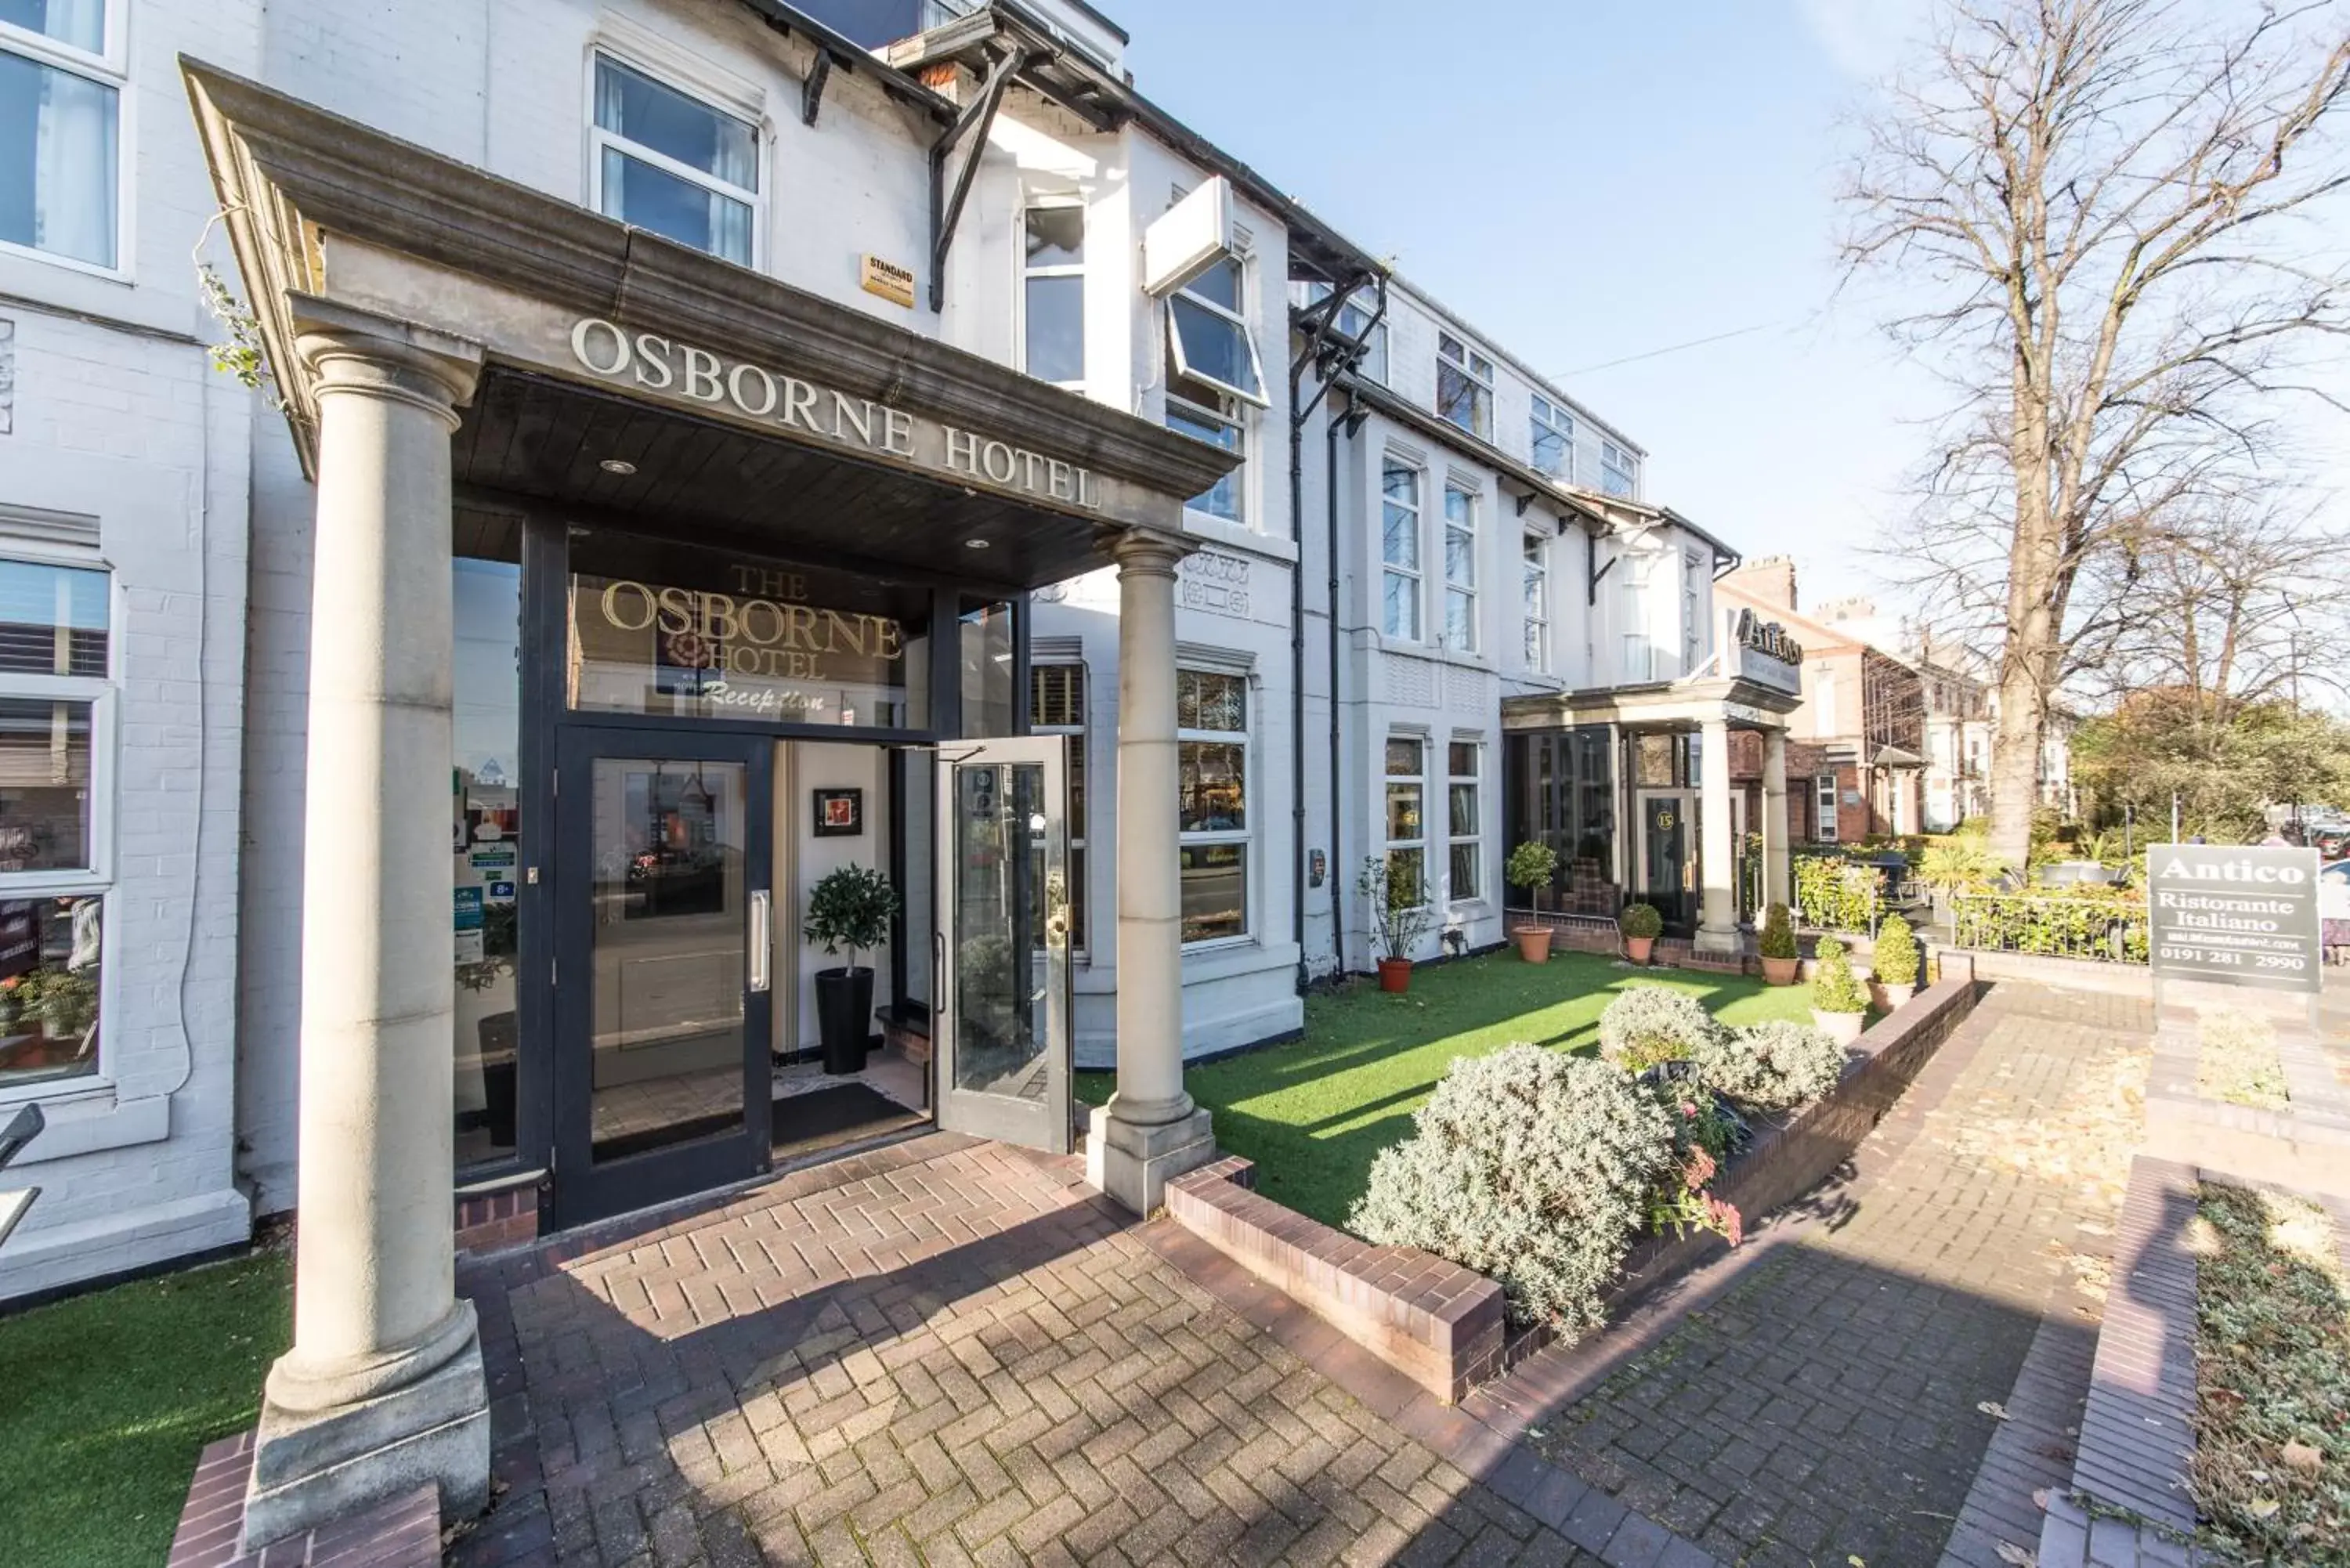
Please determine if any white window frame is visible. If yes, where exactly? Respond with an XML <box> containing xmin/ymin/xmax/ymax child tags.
<box><xmin>1166</xmin><ymin>380</ymin><xmax>1246</xmax><ymax>525</ymax></box>
<box><xmin>1379</xmin><ymin>454</ymin><xmax>1423</xmax><ymax>642</ymax></box>
<box><xmin>1177</xmin><ymin>664</ymin><xmax>1251</xmax><ymax>948</ymax></box>
<box><xmin>0</xmin><ymin>0</ymin><xmax>132</xmax><ymax>280</ymax></box>
<box><xmin>1383</xmin><ymin>734</ymin><xmax>1428</xmax><ymax>912</ymax></box>
<box><xmin>1441</xmin><ymin>479</ymin><xmax>1477</xmax><ymax>653</ymax></box>
<box><xmin>1522</xmin><ymin>532</ymin><xmax>1549</xmax><ymax>672</ymax></box>
<box><xmin>1600</xmin><ymin>440</ymin><xmax>1639</xmax><ymax>499</ymax></box>
<box><xmin>1619</xmin><ymin>551</ymin><xmax>1654</xmax><ymax>682</ymax></box>
<box><xmin>1815</xmin><ymin>774</ymin><xmax>1839</xmax><ymax>844</ymax></box>
<box><xmin>0</xmin><ymin>548</ymin><xmax>118</xmax><ymax>1103</ymax></box>
<box><xmin>1018</xmin><ymin>197</ymin><xmax>1086</xmax><ymax>390</ymax></box>
<box><xmin>1031</xmin><ymin>660</ymin><xmax>1087</xmax><ymax>957</ymax></box>
<box><xmin>1436</xmin><ymin>332</ymin><xmax>1494</xmax><ymax>440</ymax></box>
<box><xmin>1681</xmin><ymin>547</ymin><xmax>1704</xmax><ymax>676</ymax></box>
<box><xmin>586</xmin><ymin>47</ymin><xmax>765</xmax><ymax>271</ymax></box>
<box><xmin>1167</xmin><ymin>254</ymin><xmax>1269</xmax><ymax>408</ymax></box>
<box><xmin>1446</xmin><ymin>738</ymin><xmax>1483</xmax><ymax>905</ymax></box>
<box><xmin>1531</xmin><ymin>395</ymin><xmax>1575</xmax><ymax>480</ymax></box>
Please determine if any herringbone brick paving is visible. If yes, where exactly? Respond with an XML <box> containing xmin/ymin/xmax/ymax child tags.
<box><xmin>450</xmin><ymin>1135</ymin><xmax>1618</xmax><ymax>1566</ymax></box>
<box><xmin>1520</xmin><ymin>985</ymin><xmax>2153</xmax><ymax>1568</ymax></box>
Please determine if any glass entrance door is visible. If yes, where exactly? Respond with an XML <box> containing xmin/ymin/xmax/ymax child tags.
<box><xmin>551</xmin><ymin>729</ymin><xmax>774</xmax><ymax>1227</ymax></box>
<box><xmin>1638</xmin><ymin>790</ymin><xmax>1694</xmax><ymax>928</ymax></box>
<box><xmin>933</xmin><ymin>737</ymin><xmax>1072</xmax><ymax>1152</ymax></box>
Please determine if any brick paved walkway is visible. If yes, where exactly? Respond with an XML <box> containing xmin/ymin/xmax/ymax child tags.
<box><xmin>450</xmin><ymin>1133</ymin><xmax>1618</xmax><ymax>1566</ymax></box>
<box><xmin>1515</xmin><ymin>985</ymin><xmax>2152</xmax><ymax>1568</ymax></box>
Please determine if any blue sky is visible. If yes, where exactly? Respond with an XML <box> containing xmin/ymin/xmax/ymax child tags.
<box><xmin>1114</xmin><ymin>0</ymin><xmax>1962</xmax><ymax>612</ymax></box>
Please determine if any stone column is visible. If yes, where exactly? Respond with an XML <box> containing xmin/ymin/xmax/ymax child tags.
<box><xmin>1762</xmin><ymin>727</ymin><xmax>1791</xmax><ymax>909</ymax></box>
<box><xmin>1694</xmin><ymin>716</ymin><xmax>1741</xmax><ymax>955</ymax></box>
<box><xmin>1086</xmin><ymin>533</ymin><xmax>1216</xmax><ymax>1214</ymax></box>
<box><xmin>243</xmin><ymin>302</ymin><xmax>489</xmax><ymax>1551</ymax></box>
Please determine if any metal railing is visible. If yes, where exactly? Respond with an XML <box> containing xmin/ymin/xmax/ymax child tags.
<box><xmin>1949</xmin><ymin>891</ymin><xmax>2149</xmax><ymax>964</ymax></box>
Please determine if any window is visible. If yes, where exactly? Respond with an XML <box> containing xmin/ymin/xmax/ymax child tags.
<box><xmin>1600</xmin><ymin>440</ymin><xmax>1639</xmax><ymax>499</ymax></box>
<box><xmin>1531</xmin><ymin>396</ymin><xmax>1574</xmax><ymax>479</ymax></box>
<box><xmin>452</xmin><ymin>554</ymin><xmax>520</xmax><ymax>1164</ymax></box>
<box><xmin>1681</xmin><ymin>547</ymin><xmax>1704</xmax><ymax>675</ymax></box>
<box><xmin>1380</xmin><ymin>457</ymin><xmax>1422</xmax><ymax>641</ymax></box>
<box><xmin>1522</xmin><ymin>534</ymin><xmax>1549</xmax><ymax>670</ymax></box>
<box><xmin>1165</xmin><ymin>257</ymin><xmax>1259</xmax><ymax>522</ymax></box>
<box><xmin>1813</xmin><ymin>670</ymin><xmax>1837</xmax><ymax>739</ymax></box>
<box><xmin>1298</xmin><ymin>281</ymin><xmax>1387</xmax><ymax>385</ymax></box>
<box><xmin>1022</xmin><ymin>204</ymin><xmax>1084</xmax><ymax>386</ymax></box>
<box><xmin>1436</xmin><ymin>333</ymin><xmax>1494</xmax><ymax>439</ymax></box>
<box><xmin>0</xmin><ymin>557</ymin><xmax>110</xmax><ymax>1093</ymax></box>
<box><xmin>1447</xmin><ymin>741</ymin><xmax>1481</xmax><ymax>903</ymax></box>
<box><xmin>1814</xmin><ymin>774</ymin><xmax>1839</xmax><ymax>844</ymax></box>
<box><xmin>1619</xmin><ymin>553</ymin><xmax>1652</xmax><ymax>681</ymax></box>
<box><xmin>1441</xmin><ymin>482</ymin><xmax>1477</xmax><ymax>652</ymax></box>
<box><xmin>591</xmin><ymin>54</ymin><xmax>759</xmax><ymax>267</ymax></box>
<box><xmin>0</xmin><ymin>4</ymin><xmax>121</xmax><ymax>272</ymax></box>
<box><xmin>1031</xmin><ymin>663</ymin><xmax>1086</xmax><ymax>953</ymax></box>
<box><xmin>1384</xmin><ymin>737</ymin><xmax>1426</xmax><ymax>908</ymax></box>
<box><xmin>1177</xmin><ymin>668</ymin><xmax>1248</xmax><ymax>942</ymax></box>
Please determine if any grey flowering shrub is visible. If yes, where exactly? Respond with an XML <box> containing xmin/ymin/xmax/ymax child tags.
<box><xmin>1694</xmin><ymin>1019</ymin><xmax>1848</xmax><ymax>1111</ymax></box>
<box><xmin>1596</xmin><ymin>985</ymin><xmax>1723</xmax><ymax>1073</ymax></box>
<box><xmin>1349</xmin><ymin>1045</ymin><xmax>1680</xmax><ymax>1336</ymax></box>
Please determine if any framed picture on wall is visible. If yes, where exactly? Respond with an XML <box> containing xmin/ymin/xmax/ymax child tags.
<box><xmin>813</xmin><ymin>787</ymin><xmax>863</xmax><ymax>838</ymax></box>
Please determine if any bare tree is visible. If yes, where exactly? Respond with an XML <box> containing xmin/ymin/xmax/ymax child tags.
<box><xmin>1842</xmin><ymin>0</ymin><xmax>2350</xmax><ymax>868</ymax></box>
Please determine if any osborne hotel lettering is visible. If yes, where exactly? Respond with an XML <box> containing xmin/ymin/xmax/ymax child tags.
<box><xmin>596</xmin><ymin>566</ymin><xmax>906</xmax><ymax>683</ymax></box>
<box><xmin>568</xmin><ymin>318</ymin><xmax>1101</xmax><ymax>508</ymax></box>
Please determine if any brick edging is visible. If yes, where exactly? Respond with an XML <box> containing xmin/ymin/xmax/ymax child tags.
<box><xmin>2071</xmin><ymin>1155</ymin><xmax>2201</xmax><ymax>1534</ymax></box>
<box><xmin>167</xmin><ymin>1431</ymin><xmax>442</xmax><ymax>1568</ymax></box>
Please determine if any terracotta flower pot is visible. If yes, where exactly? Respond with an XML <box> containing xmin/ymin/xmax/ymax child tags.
<box><xmin>1871</xmin><ymin>981</ymin><xmax>1916</xmax><ymax>1010</ymax></box>
<box><xmin>1811</xmin><ymin>1007</ymin><xmax>1866</xmax><ymax>1045</ymax></box>
<box><xmin>1513</xmin><ymin>925</ymin><xmax>1554</xmax><ymax>963</ymax></box>
<box><xmin>1376</xmin><ymin>956</ymin><xmax>1412</xmax><ymax>993</ymax></box>
<box><xmin>1760</xmin><ymin>955</ymin><xmax>1799</xmax><ymax>986</ymax></box>
<box><xmin>1625</xmin><ymin>935</ymin><xmax>1655</xmax><ymax>964</ymax></box>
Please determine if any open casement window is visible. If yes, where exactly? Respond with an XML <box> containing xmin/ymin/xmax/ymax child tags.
<box><xmin>0</xmin><ymin>4</ymin><xmax>124</xmax><ymax>273</ymax></box>
<box><xmin>1029</xmin><ymin>663</ymin><xmax>1087</xmax><ymax>955</ymax></box>
<box><xmin>1167</xmin><ymin>255</ymin><xmax>1267</xmax><ymax>408</ymax></box>
<box><xmin>1437</xmin><ymin>333</ymin><xmax>1493</xmax><ymax>440</ymax></box>
<box><xmin>1447</xmin><ymin>741</ymin><xmax>1481</xmax><ymax>903</ymax></box>
<box><xmin>1531</xmin><ymin>396</ymin><xmax>1574</xmax><ymax>479</ymax></box>
<box><xmin>0</xmin><ymin>557</ymin><xmax>113</xmax><ymax>1093</ymax></box>
<box><xmin>1383</xmin><ymin>737</ymin><xmax>1426</xmax><ymax>909</ymax></box>
<box><xmin>591</xmin><ymin>53</ymin><xmax>761</xmax><ymax>268</ymax></box>
<box><xmin>1177</xmin><ymin>669</ymin><xmax>1249</xmax><ymax>944</ymax></box>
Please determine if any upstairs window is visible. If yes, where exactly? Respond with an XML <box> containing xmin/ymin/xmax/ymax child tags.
<box><xmin>1531</xmin><ymin>396</ymin><xmax>1574</xmax><ymax>479</ymax></box>
<box><xmin>591</xmin><ymin>55</ymin><xmax>759</xmax><ymax>267</ymax></box>
<box><xmin>1441</xmin><ymin>482</ymin><xmax>1477</xmax><ymax>652</ymax></box>
<box><xmin>0</xmin><ymin>4</ymin><xmax>121</xmax><ymax>272</ymax></box>
<box><xmin>1021</xmin><ymin>204</ymin><xmax>1086</xmax><ymax>386</ymax></box>
<box><xmin>1168</xmin><ymin>255</ymin><xmax>1265</xmax><ymax>405</ymax></box>
<box><xmin>1522</xmin><ymin>534</ymin><xmax>1549</xmax><ymax>670</ymax></box>
<box><xmin>1600</xmin><ymin>439</ymin><xmax>1639</xmax><ymax>499</ymax></box>
<box><xmin>1379</xmin><ymin>458</ymin><xmax>1422</xmax><ymax>641</ymax></box>
<box><xmin>1680</xmin><ymin>547</ymin><xmax>1704</xmax><ymax>674</ymax></box>
<box><xmin>1436</xmin><ymin>333</ymin><xmax>1493</xmax><ymax>440</ymax></box>
<box><xmin>1297</xmin><ymin>281</ymin><xmax>1387</xmax><ymax>385</ymax></box>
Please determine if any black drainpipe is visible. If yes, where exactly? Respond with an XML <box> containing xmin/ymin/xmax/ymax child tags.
<box><xmin>1326</xmin><ymin>396</ymin><xmax>1357</xmax><ymax>976</ymax></box>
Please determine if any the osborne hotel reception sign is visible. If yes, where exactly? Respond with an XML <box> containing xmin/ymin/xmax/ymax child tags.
<box><xmin>568</xmin><ymin>318</ymin><xmax>1104</xmax><ymax>509</ymax></box>
<box><xmin>2147</xmin><ymin>843</ymin><xmax>2322</xmax><ymax>995</ymax></box>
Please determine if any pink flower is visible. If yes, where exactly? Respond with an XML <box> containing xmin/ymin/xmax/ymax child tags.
<box><xmin>1706</xmin><ymin>1195</ymin><xmax>1744</xmax><ymax>1247</ymax></box>
<box><xmin>1682</xmin><ymin>1147</ymin><xmax>1716</xmax><ymax>1189</ymax></box>
<box><xmin>1679</xmin><ymin>1101</ymin><xmax>1697</xmax><ymax>1119</ymax></box>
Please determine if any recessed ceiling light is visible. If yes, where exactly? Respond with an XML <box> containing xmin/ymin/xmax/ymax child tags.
<box><xmin>964</xmin><ymin>537</ymin><xmax>991</xmax><ymax>550</ymax></box>
<box><xmin>599</xmin><ymin>458</ymin><xmax>637</xmax><ymax>475</ymax></box>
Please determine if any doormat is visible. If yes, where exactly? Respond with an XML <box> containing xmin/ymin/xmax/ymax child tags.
<box><xmin>772</xmin><ymin>1081</ymin><xmax>913</xmax><ymax>1147</ymax></box>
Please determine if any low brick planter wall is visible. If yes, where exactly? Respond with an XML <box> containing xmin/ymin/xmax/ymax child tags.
<box><xmin>1165</xmin><ymin>966</ymin><xmax>1981</xmax><ymax>1403</ymax></box>
<box><xmin>168</xmin><ymin>1431</ymin><xmax>442</xmax><ymax>1568</ymax></box>
<box><xmin>1162</xmin><ymin>1156</ymin><xmax>1506</xmax><ymax>1404</ymax></box>
<box><xmin>2142</xmin><ymin>1008</ymin><xmax>2350</xmax><ymax>1198</ymax></box>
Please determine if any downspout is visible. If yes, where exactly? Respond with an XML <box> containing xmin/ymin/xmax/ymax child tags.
<box><xmin>1326</xmin><ymin>396</ymin><xmax>1356</xmax><ymax>975</ymax></box>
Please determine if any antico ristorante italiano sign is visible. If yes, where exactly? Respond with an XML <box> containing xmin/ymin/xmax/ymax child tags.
<box><xmin>2146</xmin><ymin>843</ymin><xmax>2321</xmax><ymax>995</ymax></box>
<box><xmin>567</xmin><ymin>318</ymin><xmax>1101</xmax><ymax>509</ymax></box>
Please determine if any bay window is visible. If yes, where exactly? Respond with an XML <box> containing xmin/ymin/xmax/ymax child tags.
<box><xmin>0</xmin><ymin>556</ymin><xmax>110</xmax><ymax>1092</ymax></box>
<box><xmin>1441</xmin><ymin>481</ymin><xmax>1477</xmax><ymax>652</ymax></box>
<box><xmin>591</xmin><ymin>53</ymin><xmax>760</xmax><ymax>268</ymax></box>
<box><xmin>1436</xmin><ymin>333</ymin><xmax>1493</xmax><ymax>439</ymax></box>
<box><xmin>1384</xmin><ymin>737</ymin><xmax>1426</xmax><ymax>909</ymax></box>
<box><xmin>1380</xmin><ymin>457</ymin><xmax>1422</xmax><ymax>641</ymax></box>
<box><xmin>1177</xmin><ymin>668</ymin><xmax>1248</xmax><ymax>943</ymax></box>
<box><xmin>1022</xmin><ymin>204</ymin><xmax>1085</xmax><ymax>387</ymax></box>
<box><xmin>1531</xmin><ymin>396</ymin><xmax>1574</xmax><ymax>479</ymax></box>
<box><xmin>1448</xmin><ymin>741</ymin><xmax>1481</xmax><ymax>903</ymax></box>
<box><xmin>0</xmin><ymin>4</ymin><xmax>121</xmax><ymax>272</ymax></box>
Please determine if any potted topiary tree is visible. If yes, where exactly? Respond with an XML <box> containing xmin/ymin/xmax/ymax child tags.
<box><xmin>1619</xmin><ymin>901</ymin><xmax>1664</xmax><ymax>965</ymax></box>
<box><xmin>1505</xmin><ymin>840</ymin><xmax>1560</xmax><ymax>963</ymax></box>
<box><xmin>1360</xmin><ymin>854</ymin><xmax>1435</xmax><ymax>992</ymax></box>
<box><xmin>1870</xmin><ymin>913</ymin><xmax>1920</xmax><ymax>1009</ymax></box>
<box><xmin>1756</xmin><ymin>901</ymin><xmax>1799</xmax><ymax>985</ymax></box>
<box><xmin>1808</xmin><ymin>935</ymin><xmax>1870</xmax><ymax>1045</ymax></box>
<box><xmin>805</xmin><ymin>863</ymin><xmax>901</xmax><ymax>1074</ymax></box>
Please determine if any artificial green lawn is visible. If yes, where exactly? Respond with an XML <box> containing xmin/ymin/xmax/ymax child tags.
<box><xmin>1078</xmin><ymin>949</ymin><xmax>1814</xmax><ymax>1229</ymax></box>
<box><xmin>0</xmin><ymin>1248</ymin><xmax>291</xmax><ymax>1568</ymax></box>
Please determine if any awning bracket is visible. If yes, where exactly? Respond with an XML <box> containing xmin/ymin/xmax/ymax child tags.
<box><xmin>929</xmin><ymin>46</ymin><xmax>1028</xmax><ymax>312</ymax></box>
<box><xmin>802</xmin><ymin>52</ymin><xmax>833</xmax><ymax>126</ymax></box>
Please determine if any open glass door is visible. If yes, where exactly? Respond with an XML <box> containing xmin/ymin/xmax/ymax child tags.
<box><xmin>934</xmin><ymin>736</ymin><xmax>1072</xmax><ymax>1152</ymax></box>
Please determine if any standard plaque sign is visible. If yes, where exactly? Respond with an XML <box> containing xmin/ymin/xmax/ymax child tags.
<box><xmin>2147</xmin><ymin>843</ymin><xmax>2321</xmax><ymax>995</ymax></box>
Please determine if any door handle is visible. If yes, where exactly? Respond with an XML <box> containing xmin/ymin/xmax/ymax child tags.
<box><xmin>748</xmin><ymin>889</ymin><xmax>772</xmax><ymax>994</ymax></box>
